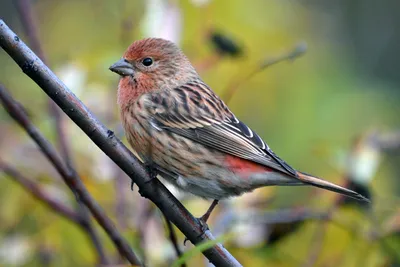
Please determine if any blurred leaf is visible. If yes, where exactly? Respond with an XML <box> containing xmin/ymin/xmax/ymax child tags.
<box><xmin>171</xmin><ymin>233</ymin><xmax>233</xmax><ymax>267</ymax></box>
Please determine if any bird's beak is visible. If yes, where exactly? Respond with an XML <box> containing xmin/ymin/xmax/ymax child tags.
<box><xmin>109</xmin><ymin>59</ymin><xmax>134</xmax><ymax>76</ymax></box>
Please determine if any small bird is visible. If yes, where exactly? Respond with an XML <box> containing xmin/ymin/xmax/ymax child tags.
<box><xmin>110</xmin><ymin>38</ymin><xmax>369</xmax><ymax>222</ymax></box>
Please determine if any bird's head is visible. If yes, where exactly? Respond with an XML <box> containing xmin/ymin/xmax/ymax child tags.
<box><xmin>110</xmin><ymin>38</ymin><xmax>197</xmax><ymax>104</ymax></box>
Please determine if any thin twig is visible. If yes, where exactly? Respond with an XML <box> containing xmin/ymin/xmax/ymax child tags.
<box><xmin>77</xmin><ymin>205</ymin><xmax>109</xmax><ymax>265</ymax></box>
<box><xmin>15</xmin><ymin>0</ymin><xmax>70</xmax><ymax>161</ymax></box>
<box><xmin>14</xmin><ymin>1</ymin><xmax>109</xmax><ymax>265</ymax></box>
<box><xmin>0</xmin><ymin>159</ymin><xmax>80</xmax><ymax>224</ymax></box>
<box><xmin>0</xmin><ymin>84</ymin><xmax>141</xmax><ymax>266</ymax></box>
<box><xmin>302</xmin><ymin>222</ymin><xmax>327</xmax><ymax>267</ymax></box>
<box><xmin>0</xmin><ymin>19</ymin><xmax>242</xmax><ymax>267</ymax></box>
<box><xmin>114</xmin><ymin>167</ymin><xmax>128</xmax><ymax>229</ymax></box>
<box><xmin>163</xmin><ymin>214</ymin><xmax>186</xmax><ymax>266</ymax></box>
<box><xmin>0</xmin><ymin>159</ymin><xmax>112</xmax><ymax>264</ymax></box>
<box><xmin>14</xmin><ymin>0</ymin><xmax>46</xmax><ymax>62</ymax></box>
<box><xmin>136</xmin><ymin>200</ymin><xmax>152</xmax><ymax>266</ymax></box>
<box><xmin>302</xmin><ymin>177</ymin><xmax>358</xmax><ymax>267</ymax></box>
<box><xmin>222</xmin><ymin>42</ymin><xmax>307</xmax><ymax>103</ymax></box>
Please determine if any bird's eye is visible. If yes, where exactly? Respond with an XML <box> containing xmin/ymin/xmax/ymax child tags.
<box><xmin>142</xmin><ymin>57</ymin><xmax>153</xmax><ymax>66</ymax></box>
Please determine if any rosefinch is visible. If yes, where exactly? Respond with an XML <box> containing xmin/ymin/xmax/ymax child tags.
<box><xmin>110</xmin><ymin>38</ymin><xmax>368</xmax><ymax>222</ymax></box>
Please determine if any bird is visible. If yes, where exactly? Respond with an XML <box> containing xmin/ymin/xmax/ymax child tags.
<box><xmin>109</xmin><ymin>38</ymin><xmax>369</xmax><ymax>223</ymax></box>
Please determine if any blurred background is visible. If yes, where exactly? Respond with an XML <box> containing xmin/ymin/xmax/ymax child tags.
<box><xmin>0</xmin><ymin>0</ymin><xmax>400</xmax><ymax>266</ymax></box>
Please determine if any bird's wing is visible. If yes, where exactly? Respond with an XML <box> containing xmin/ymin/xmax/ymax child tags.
<box><xmin>145</xmin><ymin>80</ymin><xmax>298</xmax><ymax>177</ymax></box>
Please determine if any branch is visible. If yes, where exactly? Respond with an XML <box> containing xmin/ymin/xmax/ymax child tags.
<box><xmin>163</xmin><ymin>214</ymin><xmax>186</xmax><ymax>266</ymax></box>
<box><xmin>15</xmin><ymin>0</ymin><xmax>71</xmax><ymax>161</ymax></box>
<box><xmin>136</xmin><ymin>200</ymin><xmax>152</xmax><ymax>265</ymax></box>
<box><xmin>0</xmin><ymin>20</ymin><xmax>242</xmax><ymax>267</ymax></box>
<box><xmin>0</xmin><ymin>84</ymin><xmax>140</xmax><ymax>266</ymax></box>
<box><xmin>302</xmin><ymin>222</ymin><xmax>327</xmax><ymax>267</ymax></box>
<box><xmin>0</xmin><ymin>159</ymin><xmax>110</xmax><ymax>264</ymax></box>
<box><xmin>14</xmin><ymin>1</ymin><xmax>110</xmax><ymax>265</ymax></box>
<box><xmin>221</xmin><ymin>42</ymin><xmax>307</xmax><ymax>103</ymax></box>
<box><xmin>114</xmin><ymin>166</ymin><xmax>128</xmax><ymax>229</ymax></box>
<box><xmin>77</xmin><ymin>204</ymin><xmax>110</xmax><ymax>265</ymax></box>
<box><xmin>0</xmin><ymin>159</ymin><xmax>80</xmax><ymax>224</ymax></box>
<box><xmin>14</xmin><ymin>0</ymin><xmax>46</xmax><ymax>61</ymax></box>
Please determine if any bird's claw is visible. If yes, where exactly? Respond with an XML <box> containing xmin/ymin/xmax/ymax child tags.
<box><xmin>144</xmin><ymin>162</ymin><xmax>158</xmax><ymax>180</ymax></box>
<box><xmin>130</xmin><ymin>180</ymin><xmax>135</xmax><ymax>191</ymax></box>
<box><xmin>130</xmin><ymin>162</ymin><xmax>157</xmax><ymax>191</ymax></box>
<box><xmin>138</xmin><ymin>162</ymin><xmax>158</xmax><ymax>198</ymax></box>
<box><xmin>183</xmin><ymin>217</ymin><xmax>210</xmax><ymax>246</ymax></box>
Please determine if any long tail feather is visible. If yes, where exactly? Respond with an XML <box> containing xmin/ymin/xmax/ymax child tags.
<box><xmin>296</xmin><ymin>171</ymin><xmax>370</xmax><ymax>203</ymax></box>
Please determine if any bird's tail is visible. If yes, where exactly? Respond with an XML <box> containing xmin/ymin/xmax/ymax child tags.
<box><xmin>296</xmin><ymin>171</ymin><xmax>370</xmax><ymax>203</ymax></box>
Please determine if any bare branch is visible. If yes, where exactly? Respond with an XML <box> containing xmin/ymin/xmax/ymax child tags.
<box><xmin>14</xmin><ymin>0</ymin><xmax>47</xmax><ymax>62</ymax></box>
<box><xmin>77</xmin><ymin>205</ymin><xmax>110</xmax><ymax>265</ymax></box>
<box><xmin>0</xmin><ymin>159</ymin><xmax>109</xmax><ymax>264</ymax></box>
<box><xmin>302</xmin><ymin>223</ymin><xmax>327</xmax><ymax>267</ymax></box>
<box><xmin>136</xmin><ymin>200</ymin><xmax>152</xmax><ymax>265</ymax></box>
<box><xmin>0</xmin><ymin>20</ymin><xmax>242</xmax><ymax>267</ymax></box>
<box><xmin>114</xmin><ymin>167</ymin><xmax>129</xmax><ymax>229</ymax></box>
<box><xmin>163</xmin><ymin>214</ymin><xmax>186</xmax><ymax>266</ymax></box>
<box><xmin>15</xmin><ymin>0</ymin><xmax>71</xmax><ymax>161</ymax></box>
<box><xmin>222</xmin><ymin>42</ymin><xmax>307</xmax><ymax>103</ymax></box>
<box><xmin>14</xmin><ymin>1</ymin><xmax>110</xmax><ymax>265</ymax></box>
<box><xmin>0</xmin><ymin>159</ymin><xmax>80</xmax><ymax>224</ymax></box>
<box><xmin>0</xmin><ymin>84</ymin><xmax>140</xmax><ymax>266</ymax></box>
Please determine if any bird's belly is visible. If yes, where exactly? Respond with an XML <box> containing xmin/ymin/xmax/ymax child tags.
<box><xmin>126</xmin><ymin>128</ymin><xmax>248</xmax><ymax>198</ymax></box>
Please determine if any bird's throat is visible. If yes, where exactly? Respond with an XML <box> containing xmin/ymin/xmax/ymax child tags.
<box><xmin>117</xmin><ymin>77</ymin><xmax>144</xmax><ymax>110</ymax></box>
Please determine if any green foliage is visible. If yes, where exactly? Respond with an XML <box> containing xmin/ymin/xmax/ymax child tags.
<box><xmin>171</xmin><ymin>233</ymin><xmax>233</xmax><ymax>267</ymax></box>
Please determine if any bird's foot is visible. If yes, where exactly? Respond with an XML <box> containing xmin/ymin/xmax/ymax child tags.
<box><xmin>183</xmin><ymin>216</ymin><xmax>210</xmax><ymax>246</ymax></box>
<box><xmin>183</xmin><ymin>200</ymin><xmax>219</xmax><ymax>245</ymax></box>
<box><xmin>130</xmin><ymin>163</ymin><xmax>158</xmax><ymax>191</ymax></box>
<box><xmin>144</xmin><ymin>162</ymin><xmax>158</xmax><ymax>180</ymax></box>
<box><xmin>130</xmin><ymin>180</ymin><xmax>135</xmax><ymax>191</ymax></box>
<box><xmin>137</xmin><ymin>162</ymin><xmax>159</xmax><ymax>198</ymax></box>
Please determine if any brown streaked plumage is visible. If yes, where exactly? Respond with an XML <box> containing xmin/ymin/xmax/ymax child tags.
<box><xmin>110</xmin><ymin>38</ymin><xmax>369</xmax><ymax>220</ymax></box>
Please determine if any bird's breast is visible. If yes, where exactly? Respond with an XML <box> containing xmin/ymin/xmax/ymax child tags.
<box><xmin>120</xmin><ymin>101</ymin><xmax>152</xmax><ymax>159</ymax></box>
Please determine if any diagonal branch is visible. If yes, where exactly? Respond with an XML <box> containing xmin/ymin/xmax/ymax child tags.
<box><xmin>77</xmin><ymin>203</ymin><xmax>110</xmax><ymax>265</ymax></box>
<box><xmin>15</xmin><ymin>1</ymin><xmax>109</xmax><ymax>264</ymax></box>
<box><xmin>15</xmin><ymin>0</ymin><xmax>70</xmax><ymax>161</ymax></box>
<box><xmin>0</xmin><ymin>84</ymin><xmax>141</xmax><ymax>266</ymax></box>
<box><xmin>0</xmin><ymin>19</ymin><xmax>242</xmax><ymax>267</ymax></box>
<box><xmin>163</xmin><ymin>214</ymin><xmax>186</xmax><ymax>267</ymax></box>
<box><xmin>0</xmin><ymin>159</ymin><xmax>113</xmax><ymax>263</ymax></box>
<box><xmin>0</xmin><ymin>159</ymin><xmax>81</xmax><ymax>224</ymax></box>
<box><xmin>222</xmin><ymin>42</ymin><xmax>307</xmax><ymax>103</ymax></box>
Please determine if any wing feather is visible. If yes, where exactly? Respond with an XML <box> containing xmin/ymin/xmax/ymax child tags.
<box><xmin>146</xmin><ymin>81</ymin><xmax>298</xmax><ymax>176</ymax></box>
